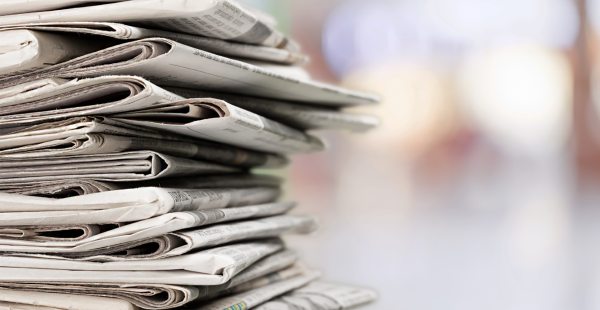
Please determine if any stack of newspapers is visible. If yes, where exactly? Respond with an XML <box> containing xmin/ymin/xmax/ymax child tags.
<box><xmin>0</xmin><ymin>1</ymin><xmax>379</xmax><ymax>310</ymax></box>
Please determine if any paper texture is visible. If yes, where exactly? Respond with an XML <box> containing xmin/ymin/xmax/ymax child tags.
<box><xmin>115</xmin><ymin>99</ymin><xmax>325</xmax><ymax>153</ymax></box>
<box><xmin>0</xmin><ymin>290</ymin><xmax>137</xmax><ymax>310</ymax></box>
<box><xmin>0</xmin><ymin>203</ymin><xmax>295</xmax><ymax>253</ymax></box>
<box><xmin>0</xmin><ymin>1</ymin><xmax>126</xmax><ymax>16</ymax></box>
<box><xmin>0</xmin><ymin>239</ymin><xmax>284</xmax><ymax>285</ymax></box>
<box><xmin>254</xmin><ymin>282</ymin><xmax>378</xmax><ymax>310</ymax></box>
<box><xmin>167</xmin><ymin>87</ymin><xmax>380</xmax><ymax>132</ymax></box>
<box><xmin>0</xmin><ymin>39</ymin><xmax>378</xmax><ymax>106</ymax></box>
<box><xmin>0</xmin><ymin>249</ymin><xmax>298</xmax><ymax>309</ymax></box>
<box><xmin>0</xmin><ymin>186</ymin><xmax>280</xmax><ymax>225</ymax></box>
<box><xmin>0</xmin><ymin>0</ymin><xmax>291</xmax><ymax>49</ymax></box>
<box><xmin>0</xmin><ymin>23</ymin><xmax>307</xmax><ymax>64</ymax></box>
<box><xmin>193</xmin><ymin>271</ymin><xmax>320</xmax><ymax>310</ymax></box>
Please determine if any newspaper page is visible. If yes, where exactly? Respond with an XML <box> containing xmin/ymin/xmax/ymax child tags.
<box><xmin>0</xmin><ymin>250</ymin><xmax>298</xmax><ymax>309</ymax></box>
<box><xmin>0</xmin><ymin>239</ymin><xmax>284</xmax><ymax>285</ymax></box>
<box><xmin>255</xmin><ymin>282</ymin><xmax>378</xmax><ymax>310</ymax></box>
<box><xmin>0</xmin><ymin>1</ymin><xmax>125</xmax><ymax>16</ymax></box>
<box><xmin>0</xmin><ymin>39</ymin><xmax>379</xmax><ymax>106</ymax></box>
<box><xmin>167</xmin><ymin>87</ymin><xmax>380</xmax><ymax>132</ymax></box>
<box><xmin>0</xmin><ymin>290</ymin><xmax>137</xmax><ymax>310</ymax></box>
<box><xmin>0</xmin><ymin>186</ymin><xmax>280</xmax><ymax>225</ymax></box>
<box><xmin>115</xmin><ymin>99</ymin><xmax>326</xmax><ymax>153</ymax></box>
<box><xmin>0</xmin><ymin>23</ymin><xmax>307</xmax><ymax>64</ymax></box>
<box><xmin>0</xmin><ymin>174</ymin><xmax>283</xmax><ymax>197</ymax></box>
<box><xmin>0</xmin><ymin>0</ymin><xmax>292</xmax><ymax>49</ymax></box>
<box><xmin>0</xmin><ymin>215</ymin><xmax>316</xmax><ymax>260</ymax></box>
<box><xmin>0</xmin><ymin>30</ymin><xmax>117</xmax><ymax>76</ymax></box>
<box><xmin>0</xmin><ymin>76</ymin><xmax>184</xmax><ymax>126</ymax></box>
<box><xmin>0</xmin><ymin>132</ymin><xmax>288</xmax><ymax>169</ymax></box>
<box><xmin>0</xmin><ymin>151</ymin><xmax>240</xmax><ymax>183</ymax></box>
<box><xmin>192</xmin><ymin>271</ymin><xmax>320</xmax><ymax>310</ymax></box>
<box><xmin>0</xmin><ymin>202</ymin><xmax>294</xmax><ymax>253</ymax></box>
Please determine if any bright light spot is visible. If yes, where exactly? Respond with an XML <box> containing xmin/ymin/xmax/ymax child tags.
<box><xmin>458</xmin><ymin>45</ymin><xmax>573</xmax><ymax>156</ymax></box>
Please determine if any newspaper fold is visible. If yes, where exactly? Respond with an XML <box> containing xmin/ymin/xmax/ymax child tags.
<box><xmin>0</xmin><ymin>290</ymin><xmax>138</xmax><ymax>310</ymax></box>
<box><xmin>115</xmin><ymin>99</ymin><xmax>325</xmax><ymax>153</ymax></box>
<box><xmin>0</xmin><ymin>224</ymin><xmax>119</xmax><ymax>242</ymax></box>
<box><xmin>0</xmin><ymin>186</ymin><xmax>280</xmax><ymax>225</ymax></box>
<box><xmin>0</xmin><ymin>239</ymin><xmax>284</xmax><ymax>285</ymax></box>
<box><xmin>0</xmin><ymin>249</ymin><xmax>299</xmax><ymax>309</ymax></box>
<box><xmin>0</xmin><ymin>76</ymin><xmax>183</xmax><ymax>126</ymax></box>
<box><xmin>0</xmin><ymin>203</ymin><xmax>294</xmax><ymax>253</ymax></box>
<box><xmin>254</xmin><ymin>282</ymin><xmax>378</xmax><ymax>310</ymax></box>
<box><xmin>0</xmin><ymin>39</ymin><xmax>378</xmax><ymax>106</ymax></box>
<box><xmin>0</xmin><ymin>150</ymin><xmax>240</xmax><ymax>183</ymax></box>
<box><xmin>0</xmin><ymin>0</ymin><xmax>292</xmax><ymax>49</ymax></box>
<box><xmin>0</xmin><ymin>30</ymin><xmax>117</xmax><ymax>76</ymax></box>
<box><xmin>167</xmin><ymin>88</ymin><xmax>380</xmax><ymax>132</ymax></box>
<box><xmin>1</xmin><ymin>215</ymin><xmax>317</xmax><ymax>261</ymax></box>
<box><xmin>0</xmin><ymin>174</ymin><xmax>282</xmax><ymax>197</ymax></box>
<box><xmin>0</xmin><ymin>22</ymin><xmax>307</xmax><ymax>64</ymax></box>
<box><xmin>191</xmin><ymin>271</ymin><xmax>320</xmax><ymax>310</ymax></box>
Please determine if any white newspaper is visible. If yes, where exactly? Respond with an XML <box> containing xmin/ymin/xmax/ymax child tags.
<box><xmin>0</xmin><ymin>23</ymin><xmax>307</xmax><ymax>64</ymax></box>
<box><xmin>193</xmin><ymin>271</ymin><xmax>320</xmax><ymax>310</ymax></box>
<box><xmin>115</xmin><ymin>99</ymin><xmax>325</xmax><ymax>153</ymax></box>
<box><xmin>0</xmin><ymin>39</ymin><xmax>378</xmax><ymax>106</ymax></box>
<box><xmin>0</xmin><ymin>202</ymin><xmax>294</xmax><ymax>252</ymax></box>
<box><xmin>0</xmin><ymin>150</ymin><xmax>240</xmax><ymax>183</ymax></box>
<box><xmin>0</xmin><ymin>1</ymin><xmax>126</xmax><ymax>16</ymax></box>
<box><xmin>0</xmin><ymin>239</ymin><xmax>284</xmax><ymax>285</ymax></box>
<box><xmin>0</xmin><ymin>249</ymin><xmax>298</xmax><ymax>309</ymax></box>
<box><xmin>0</xmin><ymin>0</ymin><xmax>292</xmax><ymax>49</ymax></box>
<box><xmin>0</xmin><ymin>186</ymin><xmax>280</xmax><ymax>225</ymax></box>
<box><xmin>0</xmin><ymin>30</ymin><xmax>116</xmax><ymax>76</ymax></box>
<box><xmin>167</xmin><ymin>87</ymin><xmax>380</xmax><ymax>132</ymax></box>
<box><xmin>0</xmin><ymin>174</ymin><xmax>283</xmax><ymax>197</ymax></box>
<box><xmin>0</xmin><ymin>76</ymin><xmax>184</xmax><ymax>126</ymax></box>
<box><xmin>0</xmin><ymin>290</ymin><xmax>137</xmax><ymax>310</ymax></box>
<box><xmin>1</xmin><ymin>214</ymin><xmax>317</xmax><ymax>260</ymax></box>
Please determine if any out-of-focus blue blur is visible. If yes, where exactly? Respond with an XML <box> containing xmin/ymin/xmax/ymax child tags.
<box><xmin>248</xmin><ymin>0</ymin><xmax>600</xmax><ymax>309</ymax></box>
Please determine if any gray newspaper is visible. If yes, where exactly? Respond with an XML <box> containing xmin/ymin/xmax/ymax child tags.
<box><xmin>0</xmin><ymin>249</ymin><xmax>299</xmax><ymax>309</ymax></box>
<box><xmin>0</xmin><ymin>23</ymin><xmax>307</xmax><ymax>64</ymax></box>
<box><xmin>0</xmin><ymin>290</ymin><xmax>137</xmax><ymax>310</ymax></box>
<box><xmin>0</xmin><ymin>239</ymin><xmax>284</xmax><ymax>285</ymax></box>
<box><xmin>0</xmin><ymin>203</ymin><xmax>295</xmax><ymax>253</ymax></box>
<box><xmin>0</xmin><ymin>39</ymin><xmax>378</xmax><ymax>106</ymax></box>
<box><xmin>0</xmin><ymin>0</ymin><xmax>293</xmax><ymax>49</ymax></box>
<box><xmin>0</xmin><ymin>186</ymin><xmax>280</xmax><ymax>225</ymax></box>
<box><xmin>255</xmin><ymin>282</ymin><xmax>378</xmax><ymax>310</ymax></box>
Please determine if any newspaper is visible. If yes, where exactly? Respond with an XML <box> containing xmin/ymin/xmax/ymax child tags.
<box><xmin>0</xmin><ymin>174</ymin><xmax>283</xmax><ymax>197</ymax></box>
<box><xmin>0</xmin><ymin>39</ymin><xmax>378</xmax><ymax>106</ymax></box>
<box><xmin>0</xmin><ymin>23</ymin><xmax>307</xmax><ymax>64</ymax></box>
<box><xmin>0</xmin><ymin>1</ymin><xmax>126</xmax><ymax>16</ymax></box>
<box><xmin>0</xmin><ymin>186</ymin><xmax>280</xmax><ymax>225</ymax></box>
<box><xmin>0</xmin><ymin>290</ymin><xmax>137</xmax><ymax>310</ymax></box>
<box><xmin>167</xmin><ymin>87</ymin><xmax>380</xmax><ymax>132</ymax></box>
<box><xmin>0</xmin><ymin>215</ymin><xmax>317</xmax><ymax>260</ymax></box>
<box><xmin>0</xmin><ymin>76</ymin><xmax>185</xmax><ymax>126</ymax></box>
<box><xmin>192</xmin><ymin>271</ymin><xmax>320</xmax><ymax>310</ymax></box>
<box><xmin>0</xmin><ymin>0</ymin><xmax>293</xmax><ymax>49</ymax></box>
<box><xmin>0</xmin><ymin>132</ymin><xmax>288</xmax><ymax>168</ymax></box>
<box><xmin>115</xmin><ymin>99</ymin><xmax>325</xmax><ymax>153</ymax></box>
<box><xmin>0</xmin><ymin>239</ymin><xmax>284</xmax><ymax>285</ymax></box>
<box><xmin>0</xmin><ymin>150</ymin><xmax>241</xmax><ymax>183</ymax></box>
<box><xmin>255</xmin><ymin>282</ymin><xmax>377</xmax><ymax>310</ymax></box>
<box><xmin>0</xmin><ymin>202</ymin><xmax>294</xmax><ymax>253</ymax></box>
<box><xmin>0</xmin><ymin>249</ymin><xmax>298</xmax><ymax>309</ymax></box>
<box><xmin>0</xmin><ymin>30</ymin><xmax>116</xmax><ymax>76</ymax></box>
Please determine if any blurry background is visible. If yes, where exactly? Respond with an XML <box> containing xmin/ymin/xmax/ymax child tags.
<box><xmin>247</xmin><ymin>0</ymin><xmax>600</xmax><ymax>309</ymax></box>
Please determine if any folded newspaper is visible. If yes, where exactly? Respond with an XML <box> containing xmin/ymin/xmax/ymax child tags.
<box><xmin>0</xmin><ymin>239</ymin><xmax>284</xmax><ymax>285</ymax></box>
<box><xmin>0</xmin><ymin>22</ymin><xmax>307</xmax><ymax>64</ymax></box>
<box><xmin>0</xmin><ymin>39</ymin><xmax>378</xmax><ymax>106</ymax></box>
<box><xmin>0</xmin><ymin>250</ymin><xmax>300</xmax><ymax>309</ymax></box>
<box><xmin>0</xmin><ymin>186</ymin><xmax>280</xmax><ymax>225</ymax></box>
<box><xmin>0</xmin><ymin>289</ymin><xmax>138</xmax><ymax>310</ymax></box>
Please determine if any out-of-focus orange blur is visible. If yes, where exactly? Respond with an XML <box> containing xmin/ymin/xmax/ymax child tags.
<box><xmin>248</xmin><ymin>0</ymin><xmax>600</xmax><ymax>309</ymax></box>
